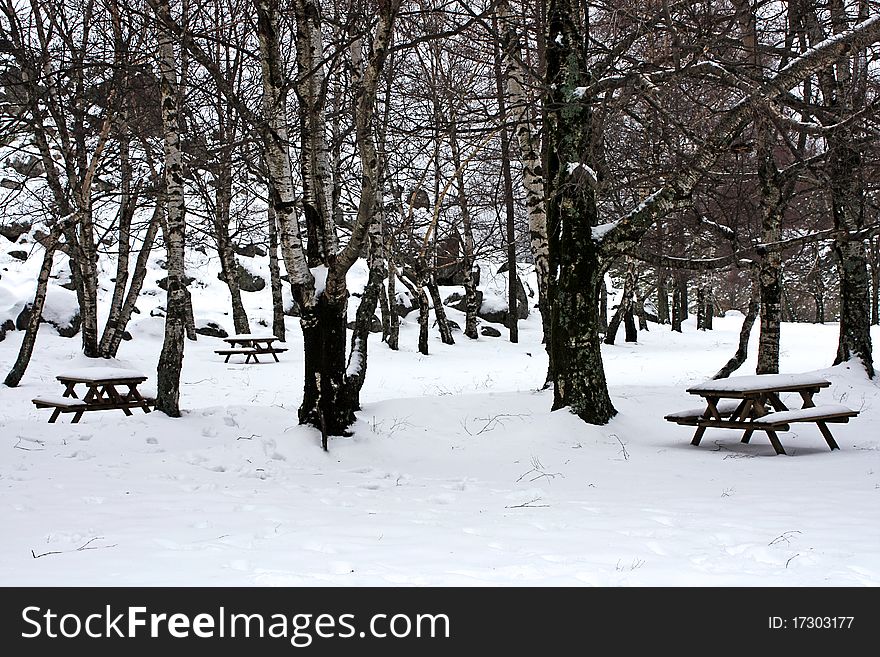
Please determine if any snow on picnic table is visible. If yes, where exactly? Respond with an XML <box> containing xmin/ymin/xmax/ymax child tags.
<box><xmin>55</xmin><ymin>367</ymin><xmax>148</xmax><ymax>381</ymax></box>
<box><xmin>750</xmin><ymin>404</ymin><xmax>858</xmax><ymax>424</ymax></box>
<box><xmin>687</xmin><ymin>372</ymin><xmax>831</xmax><ymax>394</ymax></box>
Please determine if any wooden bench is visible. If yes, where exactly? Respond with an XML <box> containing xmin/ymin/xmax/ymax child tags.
<box><xmin>215</xmin><ymin>346</ymin><xmax>287</xmax><ymax>364</ymax></box>
<box><xmin>664</xmin><ymin>400</ymin><xmax>747</xmax><ymax>426</ymax></box>
<box><xmin>32</xmin><ymin>395</ymin><xmax>155</xmax><ymax>423</ymax></box>
<box><xmin>748</xmin><ymin>404</ymin><xmax>859</xmax><ymax>451</ymax></box>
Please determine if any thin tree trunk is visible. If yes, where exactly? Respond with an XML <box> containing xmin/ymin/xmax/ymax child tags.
<box><xmin>4</xmin><ymin>231</ymin><xmax>60</xmax><ymax>387</ymax></box>
<box><xmin>604</xmin><ymin>262</ymin><xmax>635</xmax><ymax>346</ymax></box>
<box><xmin>428</xmin><ymin>279</ymin><xmax>454</xmax><ymax>344</ymax></box>
<box><xmin>492</xmin><ymin>13</ymin><xmax>518</xmax><ymax>344</ymax></box>
<box><xmin>449</xmin><ymin>123</ymin><xmax>479</xmax><ymax>340</ymax></box>
<box><xmin>386</xmin><ymin>251</ymin><xmax>400</xmax><ymax>351</ymax></box>
<box><xmin>215</xmin><ymin>142</ymin><xmax>250</xmax><ymax>335</ymax></box>
<box><xmin>100</xmin><ymin>124</ymin><xmax>134</xmax><ymax>356</ymax></box>
<box><xmin>101</xmin><ymin>203</ymin><xmax>161</xmax><ymax>358</ymax></box>
<box><xmin>713</xmin><ymin>283</ymin><xmax>760</xmax><ymax>379</ymax></box>
<box><xmin>155</xmin><ymin>0</ymin><xmax>188</xmax><ymax>417</ymax></box>
<box><xmin>267</xmin><ymin>201</ymin><xmax>285</xmax><ymax>341</ymax></box>
<box><xmin>501</xmin><ymin>1</ymin><xmax>550</xmax><ymax>359</ymax></box>
<box><xmin>657</xmin><ymin>270</ymin><xmax>669</xmax><ymax>325</ymax></box>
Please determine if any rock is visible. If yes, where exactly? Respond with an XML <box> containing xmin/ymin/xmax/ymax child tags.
<box><xmin>0</xmin><ymin>222</ymin><xmax>31</xmax><ymax>242</ymax></box>
<box><xmin>395</xmin><ymin>291</ymin><xmax>416</xmax><ymax>318</ymax></box>
<box><xmin>150</xmin><ymin>307</ymin><xmax>166</xmax><ymax>318</ymax></box>
<box><xmin>218</xmin><ymin>263</ymin><xmax>265</xmax><ymax>292</ymax></box>
<box><xmin>476</xmin><ymin>281</ymin><xmax>529</xmax><ymax>326</ymax></box>
<box><xmin>53</xmin><ymin>311</ymin><xmax>81</xmax><ymax>338</ymax></box>
<box><xmin>480</xmin><ymin>325</ymin><xmax>501</xmax><ymax>337</ymax></box>
<box><xmin>156</xmin><ymin>275</ymin><xmax>196</xmax><ymax>291</ymax></box>
<box><xmin>0</xmin><ymin>318</ymin><xmax>14</xmax><ymax>341</ymax></box>
<box><xmin>195</xmin><ymin>322</ymin><xmax>228</xmax><ymax>338</ymax></box>
<box><xmin>15</xmin><ymin>303</ymin><xmax>32</xmax><ymax>329</ymax></box>
<box><xmin>8</xmin><ymin>250</ymin><xmax>27</xmax><ymax>261</ymax></box>
<box><xmin>122</xmin><ymin>331</ymin><xmax>133</xmax><ymax>341</ymax></box>
<box><xmin>477</xmin><ymin>303</ymin><xmax>507</xmax><ymax>326</ymax></box>
<box><xmin>1</xmin><ymin>178</ymin><xmax>24</xmax><ymax>191</ymax></box>
<box><xmin>447</xmin><ymin>290</ymin><xmax>483</xmax><ymax>314</ymax></box>
<box><xmin>17</xmin><ymin>303</ymin><xmax>81</xmax><ymax>337</ymax></box>
<box><xmin>346</xmin><ymin>315</ymin><xmax>382</xmax><ymax>333</ymax></box>
<box><xmin>234</xmin><ymin>243</ymin><xmax>267</xmax><ymax>258</ymax></box>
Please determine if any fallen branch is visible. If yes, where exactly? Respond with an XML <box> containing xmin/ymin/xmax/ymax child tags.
<box><xmin>31</xmin><ymin>537</ymin><xmax>117</xmax><ymax>559</ymax></box>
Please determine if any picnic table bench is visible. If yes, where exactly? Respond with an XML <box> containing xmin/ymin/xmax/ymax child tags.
<box><xmin>665</xmin><ymin>373</ymin><xmax>858</xmax><ymax>455</ymax></box>
<box><xmin>215</xmin><ymin>333</ymin><xmax>287</xmax><ymax>364</ymax></box>
<box><xmin>32</xmin><ymin>367</ymin><xmax>154</xmax><ymax>423</ymax></box>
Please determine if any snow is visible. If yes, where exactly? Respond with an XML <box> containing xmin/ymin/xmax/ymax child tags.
<box><xmin>55</xmin><ymin>367</ymin><xmax>147</xmax><ymax>381</ymax></box>
<box><xmin>751</xmin><ymin>404</ymin><xmax>857</xmax><ymax>424</ymax></box>
<box><xmin>567</xmin><ymin>162</ymin><xmax>598</xmax><ymax>184</ymax></box>
<box><xmin>225</xmin><ymin>334</ymin><xmax>277</xmax><ymax>341</ymax></box>
<box><xmin>346</xmin><ymin>340</ymin><xmax>363</xmax><ymax>378</ymax></box>
<box><xmin>1</xmin><ymin>251</ymin><xmax>879</xmax><ymax>586</ymax></box>
<box><xmin>479</xmin><ymin>293</ymin><xmax>508</xmax><ymax>314</ymax></box>
<box><xmin>311</xmin><ymin>265</ymin><xmax>328</xmax><ymax>297</ymax></box>
<box><xmin>688</xmin><ymin>373</ymin><xmax>832</xmax><ymax>394</ymax></box>
<box><xmin>591</xmin><ymin>222</ymin><xmax>618</xmax><ymax>241</ymax></box>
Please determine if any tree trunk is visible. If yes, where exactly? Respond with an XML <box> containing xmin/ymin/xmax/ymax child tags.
<box><xmin>428</xmin><ymin>279</ymin><xmax>454</xmax><ymax>345</ymax></box>
<box><xmin>215</xmin><ymin>146</ymin><xmax>250</xmax><ymax>335</ymax></box>
<box><xmin>386</xmin><ymin>253</ymin><xmax>400</xmax><ymax>351</ymax></box>
<box><xmin>656</xmin><ymin>269</ymin><xmax>669</xmax><ymax>325</ymax></box>
<box><xmin>604</xmin><ymin>263</ymin><xmax>635</xmax><ymax>346</ymax></box>
<box><xmin>341</xmin><ymin>216</ymin><xmax>385</xmax><ymax>419</ymax></box>
<box><xmin>713</xmin><ymin>282</ymin><xmax>760</xmax><ymax>379</ymax></box>
<box><xmin>671</xmin><ymin>280</ymin><xmax>683</xmax><ymax>333</ymax></box>
<box><xmin>101</xmin><ymin>204</ymin><xmax>161</xmax><ymax>358</ymax></box>
<box><xmin>624</xmin><ymin>307</ymin><xmax>637</xmax><ymax>343</ymax></box>
<box><xmin>299</xmin><ymin>295</ymin><xmax>350</xmax><ymax>445</ymax></box>
<box><xmin>696</xmin><ymin>287</ymin><xmax>707</xmax><ymax>331</ymax></box>
<box><xmin>492</xmin><ymin>14</ymin><xmax>519</xmax><ymax>344</ymax></box>
<box><xmin>501</xmin><ymin>1</ymin><xmax>550</xmax><ymax>358</ymax></box>
<box><xmin>4</xmin><ymin>231</ymin><xmax>60</xmax><ymax>387</ymax></box>
<box><xmin>449</xmin><ymin>123</ymin><xmax>479</xmax><ymax>340</ymax></box>
<box><xmin>704</xmin><ymin>288</ymin><xmax>713</xmax><ymax>330</ymax></box>
<box><xmin>155</xmin><ymin>0</ymin><xmax>188</xmax><ymax>417</ymax></box>
<box><xmin>545</xmin><ymin>2</ymin><xmax>616</xmax><ymax>423</ymax></box>
<box><xmin>267</xmin><ymin>201</ymin><xmax>286</xmax><ymax>341</ymax></box>
<box><xmin>100</xmin><ymin>124</ymin><xmax>135</xmax><ymax>357</ymax></box>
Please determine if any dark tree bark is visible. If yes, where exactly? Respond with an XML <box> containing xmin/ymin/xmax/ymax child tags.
<box><xmin>385</xmin><ymin>252</ymin><xmax>400</xmax><ymax>351</ymax></box>
<box><xmin>428</xmin><ymin>279</ymin><xmax>455</xmax><ymax>345</ymax></box>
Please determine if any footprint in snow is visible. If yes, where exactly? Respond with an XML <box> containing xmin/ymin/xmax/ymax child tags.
<box><xmin>146</xmin><ymin>437</ymin><xmax>159</xmax><ymax>445</ymax></box>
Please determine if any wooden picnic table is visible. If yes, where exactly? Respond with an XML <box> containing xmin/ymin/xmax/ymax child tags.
<box><xmin>32</xmin><ymin>367</ymin><xmax>154</xmax><ymax>423</ymax></box>
<box><xmin>665</xmin><ymin>373</ymin><xmax>858</xmax><ymax>455</ymax></box>
<box><xmin>215</xmin><ymin>333</ymin><xmax>287</xmax><ymax>364</ymax></box>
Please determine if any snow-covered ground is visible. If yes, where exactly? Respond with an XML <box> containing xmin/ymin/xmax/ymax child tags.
<box><xmin>1</xmin><ymin>246</ymin><xmax>878</xmax><ymax>586</ymax></box>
